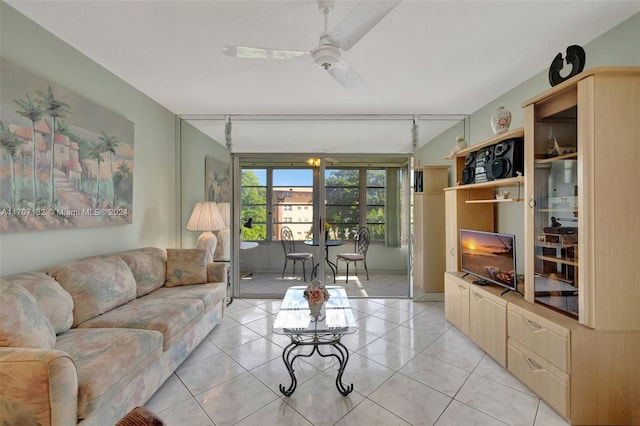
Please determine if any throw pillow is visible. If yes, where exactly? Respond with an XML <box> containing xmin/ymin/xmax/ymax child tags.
<box><xmin>117</xmin><ymin>247</ymin><xmax>168</xmax><ymax>297</ymax></box>
<box><xmin>166</xmin><ymin>249</ymin><xmax>207</xmax><ymax>287</ymax></box>
<box><xmin>0</xmin><ymin>283</ymin><xmax>56</xmax><ymax>348</ymax></box>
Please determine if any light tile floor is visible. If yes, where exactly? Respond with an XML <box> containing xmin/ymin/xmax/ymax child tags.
<box><xmin>146</xmin><ymin>297</ymin><xmax>570</xmax><ymax>426</ymax></box>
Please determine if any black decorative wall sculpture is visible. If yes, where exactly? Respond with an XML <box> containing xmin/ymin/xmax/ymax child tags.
<box><xmin>548</xmin><ymin>45</ymin><xmax>586</xmax><ymax>87</ymax></box>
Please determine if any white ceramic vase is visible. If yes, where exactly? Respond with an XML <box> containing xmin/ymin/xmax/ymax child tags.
<box><xmin>490</xmin><ymin>106</ymin><xmax>512</xmax><ymax>135</ymax></box>
<box><xmin>308</xmin><ymin>301</ymin><xmax>323</xmax><ymax>317</ymax></box>
<box><xmin>455</xmin><ymin>136</ymin><xmax>468</xmax><ymax>151</ymax></box>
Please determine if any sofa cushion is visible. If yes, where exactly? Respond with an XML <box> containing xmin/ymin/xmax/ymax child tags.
<box><xmin>49</xmin><ymin>255</ymin><xmax>137</xmax><ymax>326</ymax></box>
<box><xmin>77</xmin><ymin>297</ymin><xmax>203</xmax><ymax>351</ymax></box>
<box><xmin>0</xmin><ymin>272</ymin><xmax>74</xmax><ymax>334</ymax></box>
<box><xmin>116</xmin><ymin>247</ymin><xmax>167</xmax><ymax>297</ymax></box>
<box><xmin>148</xmin><ymin>282</ymin><xmax>226</xmax><ymax>313</ymax></box>
<box><xmin>0</xmin><ymin>283</ymin><xmax>56</xmax><ymax>348</ymax></box>
<box><xmin>165</xmin><ymin>249</ymin><xmax>207</xmax><ymax>287</ymax></box>
<box><xmin>55</xmin><ymin>328</ymin><xmax>163</xmax><ymax>420</ymax></box>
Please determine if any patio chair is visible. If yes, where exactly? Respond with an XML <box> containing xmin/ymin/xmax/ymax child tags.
<box><xmin>336</xmin><ymin>226</ymin><xmax>370</xmax><ymax>283</ymax></box>
<box><xmin>281</xmin><ymin>226</ymin><xmax>314</xmax><ymax>281</ymax></box>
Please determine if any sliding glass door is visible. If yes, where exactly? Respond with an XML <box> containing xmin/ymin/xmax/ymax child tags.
<box><xmin>235</xmin><ymin>154</ymin><xmax>410</xmax><ymax>299</ymax></box>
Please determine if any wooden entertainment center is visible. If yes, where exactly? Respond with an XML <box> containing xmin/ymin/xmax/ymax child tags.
<box><xmin>443</xmin><ymin>67</ymin><xmax>640</xmax><ymax>425</ymax></box>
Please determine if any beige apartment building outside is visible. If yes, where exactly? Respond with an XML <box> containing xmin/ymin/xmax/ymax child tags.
<box><xmin>272</xmin><ymin>187</ymin><xmax>313</xmax><ymax>240</ymax></box>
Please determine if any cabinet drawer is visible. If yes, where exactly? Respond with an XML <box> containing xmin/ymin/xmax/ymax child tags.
<box><xmin>507</xmin><ymin>303</ymin><xmax>570</xmax><ymax>372</ymax></box>
<box><xmin>508</xmin><ymin>339</ymin><xmax>570</xmax><ymax>420</ymax></box>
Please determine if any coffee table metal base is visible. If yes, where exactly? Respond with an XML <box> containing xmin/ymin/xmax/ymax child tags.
<box><xmin>279</xmin><ymin>335</ymin><xmax>353</xmax><ymax>396</ymax></box>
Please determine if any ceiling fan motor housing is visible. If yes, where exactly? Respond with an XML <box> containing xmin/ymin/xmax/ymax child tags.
<box><xmin>317</xmin><ymin>0</ymin><xmax>335</xmax><ymax>12</ymax></box>
<box><xmin>312</xmin><ymin>44</ymin><xmax>341</xmax><ymax>70</ymax></box>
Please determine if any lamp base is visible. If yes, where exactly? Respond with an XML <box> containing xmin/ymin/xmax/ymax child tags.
<box><xmin>197</xmin><ymin>231</ymin><xmax>218</xmax><ymax>263</ymax></box>
<box><xmin>214</xmin><ymin>227</ymin><xmax>230</xmax><ymax>260</ymax></box>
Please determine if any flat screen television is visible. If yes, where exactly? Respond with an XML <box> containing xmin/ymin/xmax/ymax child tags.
<box><xmin>460</xmin><ymin>229</ymin><xmax>520</xmax><ymax>294</ymax></box>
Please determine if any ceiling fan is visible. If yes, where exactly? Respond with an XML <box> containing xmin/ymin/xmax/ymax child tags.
<box><xmin>222</xmin><ymin>0</ymin><xmax>401</xmax><ymax>93</ymax></box>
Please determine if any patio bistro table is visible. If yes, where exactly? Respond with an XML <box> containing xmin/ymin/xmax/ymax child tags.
<box><xmin>304</xmin><ymin>240</ymin><xmax>343</xmax><ymax>282</ymax></box>
<box><xmin>272</xmin><ymin>285</ymin><xmax>357</xmax><ymax>396</ymax></box>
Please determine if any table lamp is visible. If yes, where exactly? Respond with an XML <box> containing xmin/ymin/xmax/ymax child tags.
<box><xmin>186</xmin><ymin>201</ymin><xmax>225</xmax><ymax>262</ymax></box>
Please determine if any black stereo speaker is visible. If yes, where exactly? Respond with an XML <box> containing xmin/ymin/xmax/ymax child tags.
<box><xmin>488</xmin><ymin>137</ymin><xmax>524</xmax><ymax>180</ymax></box>
<box><xmin>462</xmin><ymin>153</ymin><xmax>476</xmax><ymax>184</ymax></box>
<box><xmin>474</xmin><ymin>146</ymin><xmax>494</xmax><ymax>183</ymax></box>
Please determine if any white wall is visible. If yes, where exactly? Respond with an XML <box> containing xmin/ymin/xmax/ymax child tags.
<box><xmin>0</xmin><ymin>3</ymin><xmax>178</xmax><ymax>275</ymax></box>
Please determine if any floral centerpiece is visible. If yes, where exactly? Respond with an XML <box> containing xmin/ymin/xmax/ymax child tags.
<box><xmin>324</xmin><ymin>222</ymin><xmax>331</xmax><ymax>240</ymax></box>
<box><xmin>303</xmin><ymin>280</ymin><xmax>330</xmax><ymax>317</ymax></box>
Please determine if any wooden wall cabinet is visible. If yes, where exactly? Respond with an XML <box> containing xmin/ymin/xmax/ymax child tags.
<box><xmin>443</xmin><ymin>127</ymin><xmax>524</xmax><ymax>273</ymax></box>
<box><xmin>413</xmin><ymin>166</ymin><xmax>449</xmax><ymax>299</ymax></box>
<box><xmin>524</xmin><ymin>67</ymin><xmax>640</xmax><ymax>331</ymax></box>
<box><xmin>443</xmin><ymin>68</ymin><xmax>640</xmax><ymax>424</ymax></box>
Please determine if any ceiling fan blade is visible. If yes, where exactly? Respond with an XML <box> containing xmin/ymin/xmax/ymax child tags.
<box><xmin>326</xmin><ymin>60</ymin><xmax>367</xmax><ymax>93</ymax></box>
<box><xmin>327</xmin><ymin>0</ymin><xmax>400</xmax><ymax>51</ymax></box>
<box><xmin>222</xmin><ymin>46</ymin><xmax>311</xmax><ymax>60</ymax></box>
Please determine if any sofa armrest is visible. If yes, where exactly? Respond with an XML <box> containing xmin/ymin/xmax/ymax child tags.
<box><xmin>207</xmin><ymin>261</ymin><xmax>228</xmax><ymax>283</ymax></box>
<box><xmin>0</xmin><ymin>347</ymin><xmax>78</xmax><ymax>426</ymax></box>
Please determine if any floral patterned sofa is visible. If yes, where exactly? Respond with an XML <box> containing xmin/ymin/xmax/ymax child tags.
<box><xmin>0</xmin><ymin>247</ymin><xmax>227</xmax><ymax>426</ymax></box>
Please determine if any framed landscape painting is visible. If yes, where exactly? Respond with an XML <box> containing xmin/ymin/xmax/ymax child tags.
<box><xmin>0</xmin><ymin>60</ymin><xmax>134</xmax><ymax>233</ymax></box>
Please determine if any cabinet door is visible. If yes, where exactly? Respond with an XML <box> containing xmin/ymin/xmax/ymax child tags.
<box><xmin>414</xmin><ymin>166</ymin><xmax>449</xmax><ymax>293</ymax></box>
<box><xmin>444</xmin><ymin>273</ymin><xmax>469</xmax><ymax>334</ymax></box>
<box><xmin>444</xmin><ymin>190</ymin><xmax>458</xmax><ymax>272</ymax></box>
<box><xmin>524</xmin><ymin>91</ymin><xmax>580</xmax><ymax>321</ymax></box>
<box><xmin>579</xmin><ymin>74</ymin><xmax>640</xmax><ymax>330</ymax></box>
<box><xmin>469</xmin><ymin>286</ymin><xmax>507</xmax><ymax>366</ymax></box>
<box><xmin>423</xmin><ymin>192</ymin><xmax>446</xmax><ymax>293</ymax></box>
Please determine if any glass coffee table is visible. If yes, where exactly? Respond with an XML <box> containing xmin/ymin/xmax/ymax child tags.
<box><xmin>273</xmin><ymin>285</ymin><xmax>357</xmax><ymax>396</ymax></box>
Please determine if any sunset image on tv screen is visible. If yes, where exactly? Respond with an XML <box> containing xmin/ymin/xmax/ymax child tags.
<box><xmin>461</xmin><ymin>230</ymin><xmax>515</xmax><ymax>286</ymax></box>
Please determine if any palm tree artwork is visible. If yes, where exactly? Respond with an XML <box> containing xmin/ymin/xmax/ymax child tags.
<box><xmin>99</xmin><ymin>131</ymin><xmax>120</xmax><ymax>207</ymax></box>
<box><xmin>13</xmin><ymin>94</ymin><xmax>43</xmax><ymax>206</ymax></box>
<box><xmin>1</xmin><ymin>61</ymin><xmax>134</xmax><ymax>233</ymax></box>
<box><xmin>0</xmin><ymin>121</ymin><xmax>26</xmax><ymax>210</ymax></box>
<box><xmin>117</xmin><ymin>161</ymin><xmax>130</xmax><ymax>179</ymax></box>
<box><xmin>36</xmin><ymin>86</ymin><xmax>71</xmax><ymax>208</ymax></box>
<box><xmin>89</xmin><ymin>143</ymin><xmax>105</xmax><ymax>208</ymax></box>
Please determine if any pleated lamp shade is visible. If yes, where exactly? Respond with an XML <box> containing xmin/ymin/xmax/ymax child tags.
<box><xmin>186</xmin><ymin>201</ymin><xmax>225</xmax><ymax>232</ymax></box>
<box><xmin>216</xmin><ymin>202</ymin><xmax>231</xmax><ymax>227</ymax></box>
<box><xmin>186</xmin><ymin>201</ymin><xmax>225</xmax><ymax>262</ymax></box>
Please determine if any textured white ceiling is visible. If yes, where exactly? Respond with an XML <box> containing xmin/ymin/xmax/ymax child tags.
<box><xmin>8</xmin><ymin>0</ymin><xmax>639</xmax><ymax>151</ymax></box>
